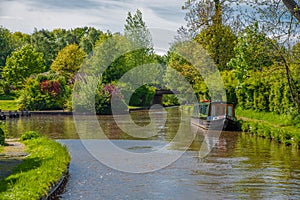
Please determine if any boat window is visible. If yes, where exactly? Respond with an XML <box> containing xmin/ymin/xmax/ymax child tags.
<box><xmin>211</xmin><ymin>104</ymin><xmax>226</xmax><ymax>116</ymax></box>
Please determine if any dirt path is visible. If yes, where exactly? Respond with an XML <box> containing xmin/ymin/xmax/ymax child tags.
<box><xmin>0</xmin><ymin>139</ymin><xmax>28</xmax><ymax>180</ymax></box>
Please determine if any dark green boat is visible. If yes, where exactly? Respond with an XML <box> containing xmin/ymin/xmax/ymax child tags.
<box><xmin>191</xmin><ymin>101</ymin><xmax>238</xmax><ymax>131</ymax></box>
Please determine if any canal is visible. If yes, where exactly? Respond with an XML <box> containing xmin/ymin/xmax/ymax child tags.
<box><xmin>5</xmin><ymin>107</ymin><xmax>300</xmax><ymax>199</ymax></box>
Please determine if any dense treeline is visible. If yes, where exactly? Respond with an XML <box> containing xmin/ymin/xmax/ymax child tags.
<box><xmin>0</xmin><ymin>10</ymin><xmax>164</xmax><ymax>114</ymax></box>
<box><xmin>0</xmin><ymin>3</ymin><xmax>300</xmax><ymax>118</ymax></box>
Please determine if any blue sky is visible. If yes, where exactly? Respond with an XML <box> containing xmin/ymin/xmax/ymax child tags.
<box><xmin>0</xmin><ymin>0</ymin><xmax>186</xmax><ymax>34</ymax></box>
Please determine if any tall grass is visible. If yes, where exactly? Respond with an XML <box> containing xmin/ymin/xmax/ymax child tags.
<box><xmin>0</xmin><ymin>136</ymin><xmax>70</xmax><ymax>199</ymax></box>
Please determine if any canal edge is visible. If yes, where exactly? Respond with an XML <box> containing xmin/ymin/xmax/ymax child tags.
<box><xmin>40</xmin><ymin>165</ymin><xmax>70</xmax><ymax>200</ymax></box>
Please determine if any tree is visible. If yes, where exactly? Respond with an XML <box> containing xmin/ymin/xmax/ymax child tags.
<box><xmin>2</xmin><ymin>44</ymin><xmax>46</xmax><ymax>89</ymax></box>
<box><xmin>282</xmin><ymin>0</ymin><xmax>300</xmax><ymax>22</ymax></box>
<box><xmin>50</xmin><ymin>44</ymin><xmax>86</xmax><ymax>82</ymax></box>
<box><xmin>179</xmin><ymin>0</ymin><xmax>241</xmax><ymax>38</ymax></box>
<box><xmin>30</xmin><ymin>29</ymin><xmax>57</xmax><ymax>69</ymax></box>
<box><xmin>0</xmin><ymin>27</ymin><xmax>14</xmax><ymax>67</ymax></box>
<box><xmin>195</xmin><ymin>23</ymin><xmax>236</xmax><ymax>70</ymax></box>
<box><xmin>124</xmin><ymin>9</ymin><xmax>153</xmax><ymax>50</ymax></box>
<box><xmin>228</xmin><ymin>23</ymin><xmax>280</xmax><ymax>81</ymax></box>
<box><xmin>124</xmin><ymin>9</ymin><xmax>158</xmax><ymax>85</ymax></box>
<box><xmin>79</xmin><ymin>27</ymin><xmax>104</xmax><ymax>54</ymax></box>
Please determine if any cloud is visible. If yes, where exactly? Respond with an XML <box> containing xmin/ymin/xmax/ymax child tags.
<box><xmin>0</xmin><ymin>0</ymin><xmax>186</xmax><ymax>34</ymax></box>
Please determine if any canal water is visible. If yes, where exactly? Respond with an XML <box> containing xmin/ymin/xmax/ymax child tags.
<box><xmin>5</xmin><ymin>107</ymin><xmax>300</xmax><ymax>199</ymax></box>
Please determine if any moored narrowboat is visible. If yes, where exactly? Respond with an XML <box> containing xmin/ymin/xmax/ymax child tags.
<box><xmin>191</xmin><ymin>101</ymin><xmax>239</xmax><ymax>131</ymax></box>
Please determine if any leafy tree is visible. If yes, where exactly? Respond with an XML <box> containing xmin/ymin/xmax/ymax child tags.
<box><xmin>12</xmin><ymin>32</ymin><xmax>30</xmax><ymax>48</ymax></box>
<box><xmin>50</xmin><ymin>44</ymin><xmax>86</xmax><ymax>82</ymax></box>
<box><xmin>164</xmin><ymin>41</ymin><xmax>222</xmax><ymax>101</ymax></box>
<box><xmin>79</xmin><ymin>27</ymin><xmax>104</xmax><ymax>54</ymax></box>
<box><xmin>221</xmin><ymin>70</ymin><xmax>238</xmax><ymax>104</ymax></box>
<box><xmin>228</xmin><ymin>23</ymin><xmax>280</xmax><ymax>81</ymax></box>
<box><xmin>179</xmin><ymin>0</ymin><xmax>242</xmax><ymax>38</ymax></box>
<box><xmin>2</xmin><ymin>44</ymin><xmax>46</xmax><ymax>89</ymax></box>
<box><xmin>124</xmin><ymin>9</ymin><xmax>158</xmax><ymax>85</ymax></box>
<box><xmin>30</xmin><ymin>29</ymin><xmax>57</xmax><ymax>69</ymax></box>
<box><xmin>0</xmin><ymin>27</ymin><xmax>15</xmax><ymax>68</ymax></box>
<box><xmin>195</xmin><ymin>23</ymin><xmax>236</xmax><ymax>70</ymax></box>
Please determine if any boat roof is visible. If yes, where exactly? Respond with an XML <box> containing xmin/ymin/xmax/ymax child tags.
<box><xmin>197</xmin><ymin>101</ymin><xmax>235</xmax><ymax>105</ymax></box>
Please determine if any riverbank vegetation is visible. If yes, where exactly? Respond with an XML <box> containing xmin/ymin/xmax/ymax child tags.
<box><xmin>236</xmin><ymin>108</ymin><xmax>300</xmax><ymax>147</ymax></box>
<box><xmin>0</xmin><ymin>131</ymin><xmax>70</xmax><ymax>199</ymax></box>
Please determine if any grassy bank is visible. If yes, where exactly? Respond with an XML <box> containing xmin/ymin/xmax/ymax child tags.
<box><xmin>0</xmin><ymin>100</ymin><xmax>18</xmax><ymax>111</ymax></box>
<box><xmin>0</xmin><ymin>134</ymin><xmax>70</xmax><ymax>199</ymax></box>
<box><xmin>236</xmin><ymin>108</ymin><xmax>300</xmax><ymax>148</ymax></box>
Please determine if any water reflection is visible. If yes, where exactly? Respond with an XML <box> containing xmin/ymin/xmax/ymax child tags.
<box><xmin>3</xmin><ymin>107</ymin><xmax>300</xmax><ymax>198</ymax></box>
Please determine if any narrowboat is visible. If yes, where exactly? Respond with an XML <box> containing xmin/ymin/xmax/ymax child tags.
<box><xmin>191</xmin><ymin>101</ymin><xmax>239</xmax><ymax>131</ymax></box>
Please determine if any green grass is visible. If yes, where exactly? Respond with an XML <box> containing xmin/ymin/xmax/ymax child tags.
<box><xmin>235</xmin><ymin>108</ymin><xmax>293</xmax><ymax>127</ymax></box>
<box><xmin>0</xmin><ymin>100</ymin><xmax>18</xmax><ymax>111</ymax></box>
<box><xmin>236</xmin><ymin>108</ymin><xmax>300</xmax><ymax>148</ymax></box>
<box><xmin>0</xmin><ymin>137</ymin><xmax>70</xmax><ymax>199</ymax></box>
<box><xmin>0</xmin><ymin>146</ymin><xmax>3</xmax><ymax>153</ymax></box>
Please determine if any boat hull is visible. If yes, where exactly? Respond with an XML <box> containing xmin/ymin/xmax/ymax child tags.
<box><xmin>190</xmin><ymin>116</ymin><xmax>238</xmax><ymax>131</ymax></box>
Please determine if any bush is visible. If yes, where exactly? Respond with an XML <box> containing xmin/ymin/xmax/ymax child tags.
<box><xmin>163</xmin><ymin>94</ymin><xmax>179</xmax><ymax>107</ymax></box>
<box><xmin>18</xmin><ymin>73</ymin><xmax>71</xmax><ymax>111</ymax></box>
<box><xmin>95</xmin><ymin>83</ymin><xmax>128</xmax><ymax>115</ymax></box>
<box><xmin>20</xmin><ymin>131</ymin><xmax>40</xmax><ymax>141</ymax></box>
<box><xmin>0</xmin><ymin>128</ymin><xmax>5</xmax><ymax>146</ymax></box>
<box><xmin>128</xmin><ymin>85</ymin><xmax>156</xmax><ymax>107</ymax></box>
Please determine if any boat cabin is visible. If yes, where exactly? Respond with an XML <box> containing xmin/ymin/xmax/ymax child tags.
<box><xmin>191</xmin><ymin>101</ymin><xmax>238</xmax><ymax>131</ymax></box>
<box><xmin>193</xmin><ymin>101</ymin><xmax>236</xmax><ymax>121</ymax></box>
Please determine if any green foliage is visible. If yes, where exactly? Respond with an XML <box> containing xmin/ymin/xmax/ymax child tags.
<box><xmin>79</xmin><ymin>27</ymin><xmax>104</xmax><ymax>54</ymax></box>
<box><xmin>221</xmin><ymin>70</ymin><xmax>238</xmax><ymax>104</ymax></box>
<box><xmin>20</xmin><ymin>131</ymin><xmax>40</xmax><ymax>141</ymax></box>
<box><xmin>228</xmin><ymin>23</ymin><xmax>279</xmax><ymax>81</ymax></box>
<box><xmin>0</xmin><ymin>95</ymin><xmax>15</xmax><ymax>100</ymax></box>
<box><xmin>128</xmin><ymin>85</ymin><xmax>156</xmax><ymax>107</ymax></box>
<box><xmin>72</xmin><ymin>75</ymin><xmax>127</xmax><ymax>115</ymax></box>
<box><xmin>95</xmin><ymin>83</ymin><xmax>127</xmax><ymax>115</ymax></box>
<box><xmin>18</xmin><ymin>73</ymin><xmax>70</xmax><ymax>110</ymax></box>
<box><xmin>51</xmin><ymin>44</ymin><xmax>86</xmax><ymax>81</ymax></box>
<box><xmin>164</xmin><ymin>44</ymin><xmax>208</xmax><ymax>99</ymax></box>
<box><xmin>237</xmin><ymin>108</ymin><xmax>300</xmax><ymax>148</ymax></box>
<box><xmin>2</xmin><ymin>44</ymin><xmax>46</xmax><ymax>90</ymax></box>
<box><xmin>0</xmin><ymin>137</ymin><xmax>70</xmax><ymax>199</ymax></box>
<box><xmin>235</xmin><ymin>67</ymin><xmax>295</xmax><ymax>114</ymax></box>
<box><xmin>124</xmin><ymin>9</ymin><xmax>153</xmax><ymax>50</ymax></box>
<box><xmin>31</xmin><ymin>27</ymin><xmax>105</xmax><ymax>69</ymax></box>
<box><xmin>195</xmin><ymin>23</ymin><xmax>236</xmax><ymax>70</ymax></box>
<box><xmin>163</xmin><ymin>94</ymin><xmax>180</xmax><ymax>107</ymax></box>
<box><xmin>0</xmin><ymin>127</ymin><xmax>5</xmax><ymax>146</ymax></box>
<box><xmin>0</xmin><ymin>27</ymin><xmax>15</xmax><ymax>67</ymax></box>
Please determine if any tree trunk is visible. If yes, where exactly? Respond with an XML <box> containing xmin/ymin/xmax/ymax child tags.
<box><xmin>282</xmin><ymin>0</ymin><xmax>300</xmax><ymax>22</ymax></box>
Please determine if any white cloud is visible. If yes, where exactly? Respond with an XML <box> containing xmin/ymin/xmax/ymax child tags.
<box><xmin>0</xmin><ymin>0</ymin><xmax>186</xmax><ymax>34</ymax></box>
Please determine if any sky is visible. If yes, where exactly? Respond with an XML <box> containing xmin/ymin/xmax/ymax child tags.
<box><xmin>0</xmin><ymin>0</ymin><xmax>186</xmax><ymax>34</ymax></box>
